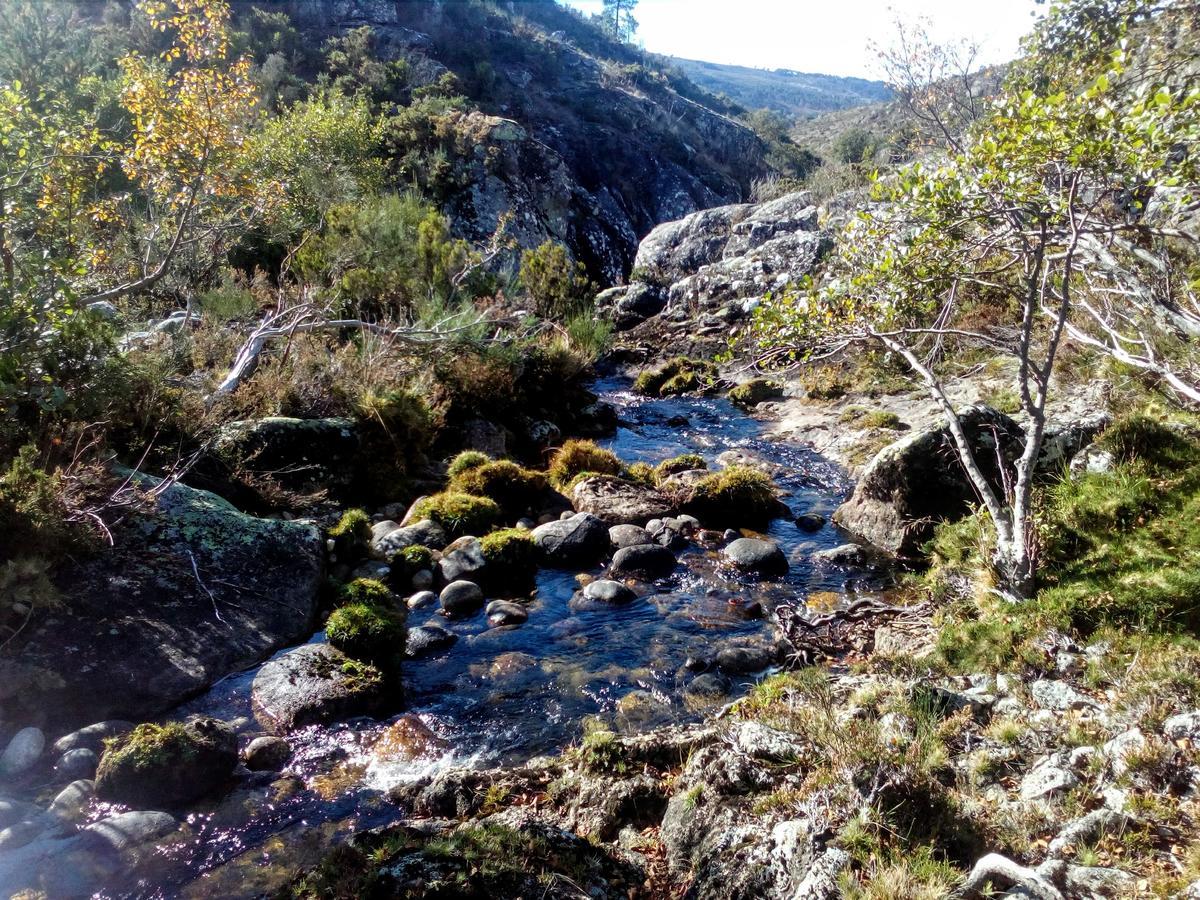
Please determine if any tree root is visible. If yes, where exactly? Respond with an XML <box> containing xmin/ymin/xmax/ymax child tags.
<box><xmin>774</xmin><ymin>598</ymin><xmax>932</xmax><ymax>666</ymax></box>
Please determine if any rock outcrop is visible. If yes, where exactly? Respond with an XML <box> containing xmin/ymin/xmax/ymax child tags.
<box><xmin>1</xmin><ymin>474</ymin><xmax>324</xmax><ymax>733</ymax></box>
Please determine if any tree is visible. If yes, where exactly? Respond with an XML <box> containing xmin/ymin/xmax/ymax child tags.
<box><xmin>751</xmin><ymin>0</ymin><xmax>1200</xmax><ymax>599</ymax></box>
<box><xmin>600</xmin><ymin>0</ymin><xmax>639</xmax><ymax>43</ymax></box>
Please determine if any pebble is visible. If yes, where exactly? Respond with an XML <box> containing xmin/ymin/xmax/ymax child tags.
<box><xmin>407</xmin><ymin>590</ymin><xmax>438</xmax><ymax>610</ymax></box>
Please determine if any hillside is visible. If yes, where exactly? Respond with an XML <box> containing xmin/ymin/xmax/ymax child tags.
<box><xmin>668</xmin><ymin>56</ymin><xmax>892</xmax><ymax>119</ymax></box>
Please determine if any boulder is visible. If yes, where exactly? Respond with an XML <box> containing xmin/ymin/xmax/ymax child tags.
<box><xmin>572</xmin><ymin>476</ymin><xmax>676</xmax><ymax>526</ymax></box>
<box><xmin>440</xmin><ymin>580</ymin><xmax>485</xmax><ymax>618</ymax></box>
<box><xmin>604</xmin><ymin>283</ymin><xmax>668</xmax><ymax>330</ymax></box>
<box><xmin>214</xmin><ymin>416</ymin><xmax>359</xmax><ymax>495</ymax></box>
<box><xmin>609</xmin><ymin>524</ymin><xmax>655</xmax><ymax>549</ymax></box>
<box><xmin>437</xmin><ymin>538</ymin><xmax>487</xmax><ymax>585</ymax></box>
<box><xmin>244</xmin><ymin>736</ymin><xmax>292</xmax><ymax>771</ymax></box>
<box><xmin>722</xmin><ymin>538</ymin><xmax>788</xmax><ymax>576</ymax></box>
<box><xmin>610</xmin><ymin>544</ymin><xmax>677</xmax><ymax>581</ymax></box>
<box><xmin>486</xmin><ymin>600</ymin><xmax>529</xmax><ymax>627</ymax></box>
<box><xmin>0</xmin><ymin>727</ymin><xmax>44</xmax><ymax>779</ymax></box>
<box><xmin>406</xmin><ymin>623</ymin><xmax>459</xmax><ymax>658</ymax></box>
<box><xmin>583</xmin><ymin>580</ymin><xmax>638</xmax><ymax>604</ymax></box>
<box><xmin>95</xmin><ymin>717</ymin><xmax>237</xmax><ymax>807</ymax></box>
<box><xmin>531</xmin><ymin>513</ymin><xmax>610</xmax><ymax>567</ymax></box>
<box><xmin>2</xmin><ymin>474</ymin><xmax>324</xmax><ymax>733</ymax></box>
<box><xmin>833</xmin><ymin>405</ymin><xmax>1025</xmax><ymax>556</ymax></box>
<box><xmin>634</xmin><ymin>203</ymin><xmax>754</xmax><ymax>283</ymax></box>
<box><xmin>372</xmin><ymin>519</ymin><xmax>447</xmax><ymax>557</ymax></box>
<box><xmin>252</xmin><ymin>644</ymin><xmax>386</xmax><ymax>731</ymax></box>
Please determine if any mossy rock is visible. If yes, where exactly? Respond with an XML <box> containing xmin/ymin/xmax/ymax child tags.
<box><xmin>214</xmin><ymin>416</ymin><xmax>361</xmax><ymax>497</ymax></box>
<box><xmin>337</xmin><ymin>577</ymin><xmax>393</xmax><ymax>608</ymax></box>
<box><xmin>449</xmin><ymin>460</ymin><xmax>548</xmax><ymax>518</ymax></box>
<box><xmin>727</xmin><ymin>379</ymin><xmax>783</xmax><ymax>407</ymax></box>
<box><xmin>389</xmin><ymin>545</ymin><xmax>434</xmax><ymax>588</ymax></box>
<box><xmin>480</xmin><ymin>528</ymin><xmax>538</xmax><ymax>592</ymax></box>
<box><xmin>328</xmin><ymin>509</ymin><xmax>372</xmax><ymax>562</ymax></box>
<box><xmin>633</xmin><ymin>357</ymin><xmax>718</xmax><ymax>398</ymax></box>
<box><xmin>252</xmin><ymin>643</ymin><xmax>387</xmax><ymax>731</ymax></box>
<box><xmin>654</xmin><ymin>454</ymin><xmax>708</xmax><ymax>481</ymax></box>
<box><xmin>95</xmin><ymin>717</ymin><xmax>237</xmax><ymax>807</ymax></box>
<box><xmin>410</xmin><ymin>492</ymin><xmax>501</xmax><ymax>539</ymax></box>
<box><xmin>682</xmin><ymin>465</ymin><xmax>783</xmax><ymax>527</ymax></box>
<box><xmin>447</xmin><ymin>450</ymin><xmax>492</xmax><ymax>478</ymax></box>
<box><xmin>548</xmin><ymin>439</ymin><xmax>624</xmax><ymax>490</ymax></box>
<box><xmin>326</xmin><ymin>601</ymin><xmax>406</xmax><ymax>669</ymax></box>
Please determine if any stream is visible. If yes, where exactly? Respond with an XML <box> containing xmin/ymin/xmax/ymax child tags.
<box><xmin>93</xmin><ymin>377</ymin><xmax>892</xmax><ymax>898</ymax></box>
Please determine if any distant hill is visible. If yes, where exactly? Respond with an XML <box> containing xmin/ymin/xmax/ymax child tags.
<box><xmin>667</xmin><ymin>58</ymin><xmax>892</xmax><ymax>119</ymax></box>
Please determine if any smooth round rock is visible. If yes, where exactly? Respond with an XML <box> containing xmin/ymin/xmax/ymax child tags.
<box><xmin>407</xmin><ymin>590</ymin><xmax>438</xmax><ymax>610</ymax></box>
<box><xmin>437</xmin><ymin>539</ymin><xmax>486</xmax><ymax>585</ymax></box>
<box><xmin>609</xmin><ymin>544</ymin><xmax>677</xmax><ymax>581</ymax></box>
<box><xmin>52</xmin><ymin>720</ymin><xmax>134</xmax><ymax>756</ymax></box>
<box><xmin>244</xmin><ymin>736</ymin><xmax>292</xmax><ymax>772</ymax></box>
<box><xmin>530</xmin><ymin>513</ymin><xmax>610</xmax><ymax>567</ymax></box>
<box><xmin>54</xmin><ymin>748</ymin><xmax>98</xmax><ymax>781</ymax></box>
<box><xmin>411</xmin><ymin>569</ymin><xmax>434</xmax><ymax>591</ymax></box>
<box><xmin>609</xmin><ymin>524</ymin><xmax>654</xmax><ymax>549</ymax></box>
<box><xmin>795</xmin><ymin>513</ymin><xmax>826</xmax><ymax>532</ymax></box>
<box><xmin>439</xmin><ymin>580</ymin><xmax>485</xmax><ymax>617</ymax></box>
<box><xmin>814</xmin><ymin>543</ymin><xmax>868</xmax><ymax>566</ymax></box>
<box><xmin>714</xmin><ymin>645</ymin><xmax>775</xmax><ymax>674</ymax></box>
<box><xmin>0</xmin><ymin>727</ymin><xmax>45</xmax><ymax>779</ymax></box>
<box><xmin>407</xmin><ymin>623</ymin><xmax>458</xmax><ymax>658</ymax></box>
<box><xmin>486</xmin><ymin>600</ymin><xmax>529</xmax><ymax>628</ymax></box>
<box><xmin>46</xmin><ymin>779</ymin><xmax>95</xmax><ymax>824</ymax></box>
<box><xmin>684</xmin><ymin>673</ymin><xmax>731</xmax><ymax>700</ymax></box>
<box><xmin>583</xmin><ymin>580</ymin><xmax>637</xmax><ymax>604</ymax></box>
<box><xmin>722</xmin><ymin>538</ymin><xmax>788</xmax><ymax>576</ymax></box>
<box><xmin>81</xmin><ymin>810</ymin><xmax>179</xmax><ymax>853</ymax></box>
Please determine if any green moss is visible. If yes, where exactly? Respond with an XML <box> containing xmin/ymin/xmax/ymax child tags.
<box><xmin>389</xmin><ymin>544</ymin><xmax>433</xmax><ymax>587</ymax></box>
<box><xmin>325</xmin><ymin>601</ymin><xmax>406</xmax><ymax>668</ymax></box>
<box><xmin>861</xmin><ymin>410</ymin><xmax>903</xmax><ymax>430</ymax></box>
<box><xmin>102</xmin><ymin>722</ymin><xmax>196</xmax><ymax>773</ymax></box>
<box><xmin>727</xmin><ymin>379</ymin><xmax>783</xmax><ymax>407</ymax></box>
<box><xmin>683</xmin><ymin>464</ymin><xmax>781</xmax><ymax>527</ymax></box>
<box><xmin>547</xmin><ymin>439</ymin><xmax>623</xmax><ymax>490</ymax></box>
<box><xmin>983</xmin><ymin>388</ymin><xmax>1022</xmax><ymax>415</ymax></box>
<box><xmin>480</xmin><ymin>527</ymin><xmax>538</xmax><ymax>590</ymax></box>
<box><xmin>328</xmin><ymin>509</ymin><xmax>371</xmax><ymax>561</ymax></box>
<box><xmin>337</xmin><ymin>578</ymin><xmax>393</xmax><ymax>608</ymax></box>
<box><xmin>449</xmin><ymin>460</ymin><xmax>546</xmax><ymax>517</ymax></box>
<box><xmin>410</xmin><ymin>492</ymin><xmax>500</xmax><ymax>538</ymax></box>
<box><xmin>447</xmin><ymin>450</ymin><xmax>491</xmax><ymax>478</ymax></box>
<box><xmin>626</xmin><ymin>461</ymin><xmax>657</xmax><ymax>485</ymax></box>
<box><xmin>633</xmin><ymin>357</ymin><xmax>718</xmax><ymax>397</ymax></box>
<box><xmin>653</xmin><ymin>453</ymin><xmax>707</xmax><ymax>481</ymax></box>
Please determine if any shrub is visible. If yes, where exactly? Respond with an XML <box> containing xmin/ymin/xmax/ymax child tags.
<box><xmin>410</xmin><ymin>492</ymin><xmax>500</xmax><ymax>537</ymax></box>
<box><xmin>564</xmin><ymin>313</ymin><xmax>612</xmax><ymax>361</ymax></box>
<box><xmin>389</xmin><ymin>544</ymin><xmax>434</xmax><ymax>588</ymax></box>
<box><xmin>328</xmin><ymin>509</ymin><xmax>372</xmax><ymax>562</ymax></box>
<box><xmin>833</xmin><ymin>126</ymin><xmax>881</xmax><ymax>165</ymax></box>
<box><xmin>548</xmin><ymin>439</ymin><xmax>623</xmax><ymax>490</ymax></box>
<box><xmin>683</xmin><ymin>465</ymin><xmax>781</xmax><ymax>527</ymax></box>
<box><xmin>480</xmin><ymin>528</ymin><xmax>538</xmax><ymax>590</ymax></box>
<box><xmin>447</xmin><ymin>450</ymin><xmax>491</xmax><ymax>478</ymax></box>
<box><xmin>519</xmin><ymin>240</ymin><xmax>595</xmax><ymax>322</ymax></box>
<box><xmin>337</xmin><ymin>578</ymin><xmax>393</xmax><ymax>607</ymax></box>
<box><xmin>633</xmin><ymin>357</ymin><xmax>718</xmax><ymax>397</ymax></box>
<box><xmin>727</xmin><ymin>379</ymin><xmax>783</xmax><ymax>407</ymax></box>
<box><xmin>449</xmin><ymin>460</ymin><xmax>547</xmax><ymax>517</ymax></box>
<box><xmin>654</xmin><ymin>454</ymin><xmax>707</xmax><ymax>481</ymax></box>
<box><xmin>325</xmin><ymin>601</ymin><xmax>406</xmax><ymax>667</ymax></box>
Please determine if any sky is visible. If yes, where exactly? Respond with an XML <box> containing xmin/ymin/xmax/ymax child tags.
<box><xmin>559</xmin><ymin>0</ymin><xmax>1044</xmax><ymax>81</ymax></box>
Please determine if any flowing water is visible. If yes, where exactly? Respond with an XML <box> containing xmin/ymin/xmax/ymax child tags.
<box><xmin>90</xmin><ymin>378</ymin><xmax>892</xmax><ymax>898</ymax></box>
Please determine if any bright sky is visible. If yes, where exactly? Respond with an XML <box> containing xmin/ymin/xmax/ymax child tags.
<box><xmin>559</xmin><ymin>0</ymin><xmax>1044</xmax><ymax>80</ymax></box>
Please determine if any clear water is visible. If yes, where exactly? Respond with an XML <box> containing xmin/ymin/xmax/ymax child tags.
<box><xmin>85</xmin><ymin>378</ymin><xmax>889</xmax><ymax>898</ymax></box>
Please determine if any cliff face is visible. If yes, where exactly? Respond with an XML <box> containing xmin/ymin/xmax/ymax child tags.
<box><xmin>276</xmin><ymin>0</ymin><xmax>769</xmax><ymax>284</ymax></box>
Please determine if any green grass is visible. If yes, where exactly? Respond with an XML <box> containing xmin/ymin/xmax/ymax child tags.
<box><xmin>547</xmin><ymin>439</ymin><xmax>624</xmax><ymax>490</ymax></box>
<box><xmin>633</xmin><ymin>357</ymin><xmax>718</xmax><ymax>397</ymax></box>
<box><xmin>410</xmin><ymin>492</ymin><xmax>500</xmax><ymax>538</ymax></box>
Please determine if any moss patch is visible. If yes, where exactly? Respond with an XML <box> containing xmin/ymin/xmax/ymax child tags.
<box><xmin>480</xmin><ymin>528</ymin><xmax>538</xmax><ymax>591</ymax></box>
<box><xmin>633</xmin><ymin>357</ymin><xmax>718</xmax><ymax>397</ymax></box>
<box><xmin>328</xmin><ymin>509</ymin><xmax>371</xmax><ymax>561</ymax></box>
<box><xmin>447</xmin><ymin>450</ymin><xmax>491</xmax><ymax>478</ymax></box>
<box><xmin>547</xmin><ymin>439</ymin><xmax>623</xmax><ymax>490</ymax></box>
<box><xmin>449</xmin><ymin>460</ymin><xmax>547</xmax><ymax>517</ymax></box>
<box><xmin>727</xmin><ymin>378</ymin><xmax>783</xmax><ymax>407</ymax></box>
<box><xmin>325</xmin><ymin>602</ymin><xmax>406</xmax><ymax>668</ymax></box>
<box><xmin>410</xmin><ymin>492</ymin><xmax>500</xmax><ymax>538</ymax></box>
<box><xmin>682</xmin><ymin>464</ymin><xmax>781</xmax><ymax>527</ymax></box>
<box><xmin>653</xmin><ymin>453</ymin><xmax>707</xmax><ymax>481</ymax></box>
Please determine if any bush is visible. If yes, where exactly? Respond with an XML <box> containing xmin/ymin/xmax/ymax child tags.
<box><xmin>410</xmin><ymin>492</ymin><xmax>500</xmax><ymax>537</ymax></box>
<box><xmin>328</xmin><ymin>509</ymin><xmax>372</xmax><ymax>562</ymax></box>
<box><xmin>833</xmin><ymin>127</ymin><xmax>881</xmax><ymax>165</ymax></box>
<box><xmin>547</xmin><ymin>439</ymin><xmax>623</xmax><ymax>490</ymax></box>
<box><xmin>480</xmin><ymin>528</ymin><xmax>538</xmax><ymax>591</ymax></box>
<box><xmin>727</xmin><ymin>379</ymin><xmax>783</xmax><ymax>407</ymax></box>
<box><xmin>519</xmin><ymin>241</ymin><xmax>595</xmax><ymax>322</ymax></box>
<box><xmin>337</xmin><ymin>578</ymin><xmax>393</xmax><ymax>607</ymax></box>
<box><xmin>325</xmin><ymin>601</ymin><xmax>406</xmax><ymax>667</ymax></box>
<box><xmin>447</xmin><ymin>450</ymin><xmax>491</xmax><ymax>478</ymax></box>
<box><xmin>683</xmin><ymin>465</ymin><xmax>781</xmax><ymax>527</ymax></box>
<box><xmin>633</xmin><ymin>357</ymin><xmax>718</xmax><ymax>397</ymax></box>
<box><xmin>449</xmin><ymin>460</ymin><xmax>547</xmax><ymax>517</ymax></box>
<box><xmin>654</xmin><ymin>454</ymin><xmax>707</xmax><ymax>481</ymax></box>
